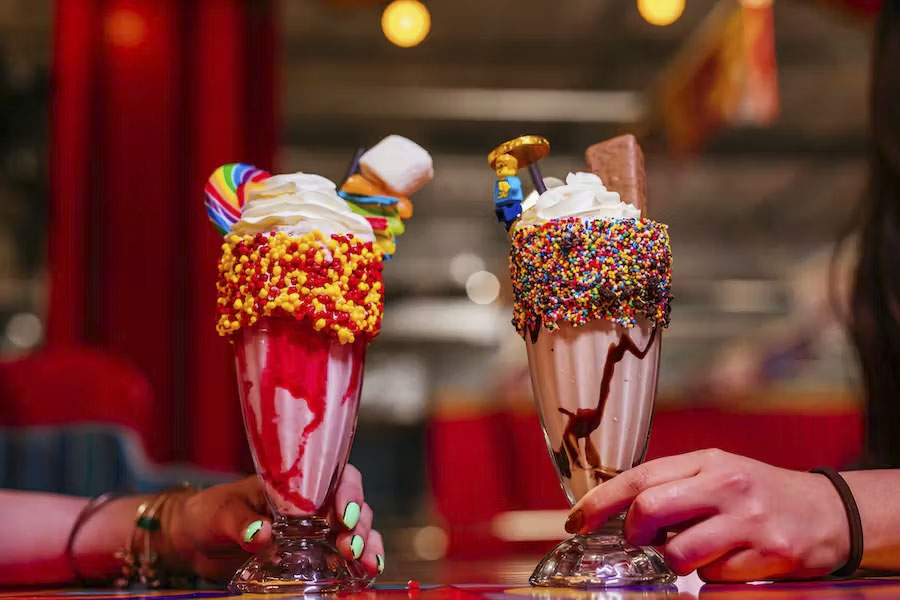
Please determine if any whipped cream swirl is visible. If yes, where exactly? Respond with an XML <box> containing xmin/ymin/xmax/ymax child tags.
<box><xmin>516</xmin><ymin>172</ymin><xmax>640</xmax><ymax>228</ymax></box>
<box><xmin>233</xmin><ymin>172</ymin><xmax>375</xmax><ymax>242</ymax></box>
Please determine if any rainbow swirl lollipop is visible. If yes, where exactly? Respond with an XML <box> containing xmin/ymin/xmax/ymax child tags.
<box><xmin>205</xmin><ymin>163</ymin><xmax>270</xmax><ymax>235</ymax></box>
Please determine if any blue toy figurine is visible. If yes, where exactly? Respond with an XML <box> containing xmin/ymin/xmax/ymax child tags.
<box><xmin>493</xmin><ymin>153</ymin><xmax>524</xmax><ymax>230</ymax></box>
<box><xmin>488</xmin><ymin>135</ymin><xmax>550</xmax><ymax>231</ymax></box>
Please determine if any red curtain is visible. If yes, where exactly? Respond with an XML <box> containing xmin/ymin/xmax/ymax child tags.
<box><xmin>48</xmin><ymin>0</ymin><xmax>277</xmax><ymax>470</ymax></box>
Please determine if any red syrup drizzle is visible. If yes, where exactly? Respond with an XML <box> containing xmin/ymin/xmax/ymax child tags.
<box><xmin>551</xmin><ymin>326</ymin><xmax>658</xmax><ymax>484</ymax></box>
<box><xmin>341</xmin><ymin>351</ymin><xmax>364</xmax><ymax>405</ymax></box>
<box><xmin>237</xmin><ymin>317</ymin><xmax>364</xmax><ymax>513</ymax></box>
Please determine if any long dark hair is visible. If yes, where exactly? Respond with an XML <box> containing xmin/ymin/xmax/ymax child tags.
<box><xmin>850</xmin><ymin>0</ymin><xmax>900</xmax><ymax>468</ymax></box>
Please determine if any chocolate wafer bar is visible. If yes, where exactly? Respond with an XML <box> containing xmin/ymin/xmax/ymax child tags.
<box><xmin>584</xmin><ymin>134</ymin><xmax>647</xmax><ymax>215</ymax></box>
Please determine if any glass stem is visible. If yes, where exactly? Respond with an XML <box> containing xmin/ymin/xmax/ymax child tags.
<box><xmin>590</xmin><ymin>512</ymin><xmax>627</xmax><ymax>538</ymax></box>
<box><xmin>272</xmin><ymin>516</ymin><xmax>330</xmax><ymax>547</ymax></box>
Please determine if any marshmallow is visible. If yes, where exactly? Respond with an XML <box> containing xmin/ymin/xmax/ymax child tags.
<box><xmin>360</xmin><ymin>135</ymin><xmax>434</xmax><ymax>197</ymax></box>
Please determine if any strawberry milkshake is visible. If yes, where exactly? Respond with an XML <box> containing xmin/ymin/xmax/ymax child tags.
<box><xmin>205</xmin><ymin>136</ymin><xmax>433</xmax><ymax>594</ymax></box>
<box><xmin>217</xmin><ymin>173</ymin><xmax>383</xmax><ymax>519</ymax></box>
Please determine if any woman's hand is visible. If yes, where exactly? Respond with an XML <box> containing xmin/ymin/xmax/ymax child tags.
<box><xmin>566</xmin><ymin>449</ymin><xmax>851</xmax><ymax>582</ymax></box>
<box><xmin>329</xmin><ymin>464</ymin><xmax>385</xmax><ymax>576</ymax></box>
<box><xmin>163</xmin><ymin>465</ymin><xmax>383</xmax><ymax>581</ymax></box>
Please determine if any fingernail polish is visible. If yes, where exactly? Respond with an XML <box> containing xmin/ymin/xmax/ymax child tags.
<box><xmin>350</xmin><ymin>534</ymin><xmax>364</xmax><ymax>559</ymax></box>
<box><xmin>243</xmin><ymin>520</ymin><xmax>263</xmax><ymax>543</ymax></box>
<box><xmin>342</xmin><ymin>501</ymin><xmax>361</xmax><ymax>529</ymax></box>
<box><xmin>564</xmin><ymin>511</ymin><xmax>583</xmax><ymax>534</ymax></box>
<box><xmin>376</xmin><ymin>554</ymin><xmax>385</xmax><ymax>574</ymax></box>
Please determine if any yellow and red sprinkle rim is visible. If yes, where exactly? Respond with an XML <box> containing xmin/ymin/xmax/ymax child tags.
<box><xmin>510</xmin><ymin>217</ymin><xmax>673</xmax><ymax>338</ymax></box>
<box><xmin>216</xmin><ymin>230</ymin><xmax>384</xmax><ymax>345</ymax></box>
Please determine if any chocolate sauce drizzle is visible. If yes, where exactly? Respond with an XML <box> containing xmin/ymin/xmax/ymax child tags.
<box><xmin>527</xmin><ymin>316</ymin><xmax>543</xmax><ymax>344</ymax></box>
<box><xmin>552</xmin><ymin>327</ymin><xmax>658</xmax><ymax>483</ymax></box>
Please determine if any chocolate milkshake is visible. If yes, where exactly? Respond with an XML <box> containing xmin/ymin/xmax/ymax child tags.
<box><xmin>512</xmin><ymin>169</ymin><xmax>671</xmax><ymax>504</ymax></box>
<box><xmin>526</xmin><ymin>317</ymin><xmax>661</xmax><ymax>503</ymax></box>
<box><xmin>490</xmin><ymin>135</ymin><xmax>675</xmax><ymax>587</ymax></box>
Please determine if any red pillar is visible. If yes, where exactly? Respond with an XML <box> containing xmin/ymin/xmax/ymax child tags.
<box><xmin>49</xmin><ymin>0</ymin><xmax>276</xmax><ymax>469</ymax></box>
<box><xmin>183</xmin><ymin>0</ymin><xmax>277</xmax><ymax>470</ymax></box>
<box><xmin>48</xmin><ymin>0</ymin><xmax>98</xmax><ymax>346</ymax></box>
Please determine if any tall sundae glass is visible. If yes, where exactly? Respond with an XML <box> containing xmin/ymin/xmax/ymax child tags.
<box><xmin>490</xmin><ymin>136</ymin><xmax>676</xmax><ymax>588</ymax></box>
<box><xmin>205</xmin><ymin>139</ymin><xmax>432</xmax><ymax>593</ymax></box>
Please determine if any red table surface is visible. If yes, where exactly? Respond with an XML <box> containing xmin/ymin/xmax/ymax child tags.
<box><xmin>1</xmin><ymin>559</ymin><xmax>899</xmax><ymax>599</ymax></box>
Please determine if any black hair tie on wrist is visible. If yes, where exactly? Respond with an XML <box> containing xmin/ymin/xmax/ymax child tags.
<box><xmin>810</xmin><ymin>466</ymin><xmax>863</xmax><ymax>578</ymax></box>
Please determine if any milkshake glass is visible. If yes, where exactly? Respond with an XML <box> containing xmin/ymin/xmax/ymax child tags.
<box><xmin>507</xmin><ymin>169</ymin><xmax>675</xmax><ymax>588</ymax></box>
<box><xmin>213</xmin><ymin>173</ymin><xmax>385</xmax><ymax>593</ymax></box>
<box><xmin>231</xmin><ymin>317</ymin><xmax>368</xmax><ymax>593</ymax></box>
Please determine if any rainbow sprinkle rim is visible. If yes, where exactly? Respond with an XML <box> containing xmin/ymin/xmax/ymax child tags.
<box><xmin>510</xmin><ymin>217</ymin><xmax>672</xmax><ymax>338</ymax></box>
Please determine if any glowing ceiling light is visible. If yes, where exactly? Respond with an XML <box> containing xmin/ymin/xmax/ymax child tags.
<box><xmin>382</xmin><ymin>0</ymin><xmax>431</xmax><ymax>48</ymax></box>
<box><xmin>637</xmin><ymin>0</ymin><xmax>685</xmax><ymax>27</ymax></box>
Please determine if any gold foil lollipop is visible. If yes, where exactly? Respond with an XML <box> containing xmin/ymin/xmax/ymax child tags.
<box><xmin>488</xmin><ymin>135</ymin><xmax>550</xmax><ymax>171</ymax></box>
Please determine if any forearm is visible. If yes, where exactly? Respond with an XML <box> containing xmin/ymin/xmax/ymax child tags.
<box><xmin>843</xmin><ymin>470</ymin><xmax>900</xmax><ymax>570</ymax></box>
<box><xmin>0</xmin><ymin>490</ymin><xmax>148</xmax><ymax>586</ymax></box>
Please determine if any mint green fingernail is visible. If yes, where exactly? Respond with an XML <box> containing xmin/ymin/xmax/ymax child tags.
<box><xmin>376</xmin><ymin>554</ymin><xmax>384</xmax><ymax>574</ymax></box>
<box><xmin>342</xmin><ymin>501</ymin><xmax>361</xmax><ymax>529</ymax></box>
<box><xmin>350</xmin><ymin>534</ymin><xmax>364</xmax><ymax>559</ymax></box>
<box><xmin>243</xmin><ymin>520</ymin><xmax>263</xmax><ymax>543</ymax></box>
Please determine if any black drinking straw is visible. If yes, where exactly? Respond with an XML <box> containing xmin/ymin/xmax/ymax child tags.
<box><xmin>341</xmin><ymin>147</ymin><xmax>366</xmax><ymax>187</ymax></box>
<box><xmin>529</xmin><ymin>162</ymin><xmax>547</xmax><ymax>194</ymax></box>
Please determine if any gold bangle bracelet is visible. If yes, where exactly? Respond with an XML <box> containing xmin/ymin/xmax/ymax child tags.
<box><xmin>114</xmin><ymin>482</ymin><xmax>196</xmax><ymax>589</ymax></box>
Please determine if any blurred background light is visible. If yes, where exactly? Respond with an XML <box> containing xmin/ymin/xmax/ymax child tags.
<box><xmin>465</xmin><ymin>270</ymin><xmax>500</xmax><ymax>305</ymax></box>
<box><xmin>381</xmin><ymin>0</ymin><xmax>431</xmax><ymax>48</ymax></box>
<box><xmin>103</xmin><ymin>8</ymin><xmax>147</xmax><ymax>48</ymax></box>
<box><xmin>411</xmin><ymin>525</ymin><xmax>449</xmax><ymax>560</ymax></box>
<box><xmin>5</xmin><ymin>312</ymin><xmax>42</xmax><ymax>349</ymax></box>
<box><xmin>637</xmin><ymin>0</ymin><xmax>685</xmax><ymax>26</ymax></box>
<box><xmin>449</xmin><ymin>252</ymin><xmax>486</xmax><ymax>286</ymax></box>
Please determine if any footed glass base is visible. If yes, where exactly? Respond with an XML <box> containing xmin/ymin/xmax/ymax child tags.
<box><xmin>530</xmin><ymin>516</ymin><xmax>676</xmax><ymax>588</ymax></box>
<box><xmin>229</xmin><ymin>517</ymin><xmax>373</xmax><ymax>594</ymax></box>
